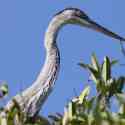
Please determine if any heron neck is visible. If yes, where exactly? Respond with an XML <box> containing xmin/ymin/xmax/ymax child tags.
<box><xmin>44</xmin><ymin>15</ymin><xmax>66</xmax><ymax>51</ymax></box>
<box><xmin>13</xmin><ymin>15</ymin><xmax>66</xmax><ymax>117</ymax></box>
<box><xmin>34</xmin><ymin>16</ymin><xmax>66</xmax><ymax>85</ymax></box>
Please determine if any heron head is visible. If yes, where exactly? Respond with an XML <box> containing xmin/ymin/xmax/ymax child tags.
<box><xmin>56</xmin><ymin>7</ymin><xmax>125</xmax><ymax>41</ymax></box>
<box><xmin>56</xmin><ymin>8</ymin><xmax>90</xmax><ymax>26</ymax></box>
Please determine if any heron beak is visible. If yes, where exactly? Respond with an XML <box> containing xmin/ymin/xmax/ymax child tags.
<box><xmin>83</xmin><ymin>19</ymin><xmax>125</xmax><ymax>42</ymax></box>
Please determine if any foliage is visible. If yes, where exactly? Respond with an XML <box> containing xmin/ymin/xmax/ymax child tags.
<box><xmin>1</xmin><ymin>54</ymin><xmax>125</xmax><ymax>125</ymax></box>
<box><xmin>49</xmin><ymin>54</ymin><xmax>125</xmax><ymax>125</ymax></box>
<box><xmin>0</xmin><ymin>82</ymin><xmax>8</xmax><ymax>99</ymax></box>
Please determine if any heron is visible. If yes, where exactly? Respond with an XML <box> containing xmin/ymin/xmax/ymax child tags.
<box><xmin>4</xmin><ymin>8</ymin><xmax>125</xmax><ymax>118</ymax></box>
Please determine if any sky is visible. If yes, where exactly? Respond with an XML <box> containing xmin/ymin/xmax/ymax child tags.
<box><xmin>0</xmin><ymin>0</ymin><xmax>125</xmax><ymax>116</ymax></box>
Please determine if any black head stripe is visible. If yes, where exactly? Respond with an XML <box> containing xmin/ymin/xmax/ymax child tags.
<box><xmin>54</xmin><ymin>7</ymin><xmax>90</xmax><ymax>20</ymax></box>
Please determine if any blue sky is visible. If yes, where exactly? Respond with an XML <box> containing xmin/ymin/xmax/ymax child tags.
<box><xmin>0</xmin><ymin>1</ymin><xmax>125</xmax><ymax>116</ymax></box>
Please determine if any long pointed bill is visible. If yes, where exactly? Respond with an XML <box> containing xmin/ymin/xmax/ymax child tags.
<box><xmin>87</xmin><ymin>20</ymin><xmax>125</xmax><ymax>42</ymax></box>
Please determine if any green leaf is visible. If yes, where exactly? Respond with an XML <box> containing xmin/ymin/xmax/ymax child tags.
<box><xmin>119</xmin><ymin>104</ymin><xmax>125</xmax><ymax>114</ymax></box>
<box><xmin>100</xmin><ymin>111</ymin><xmax>108</xmax><ymax>119</ymax></box>
<box><xmin>102</xmin><ymin>56</ymin><xmax>111</xmax><ymax>83</ymax></box>
<box><xmin>88</xmin><ymin>113</ymin><xmax>95</xmax><ymax>125</ymax></box>
<box><xmin>116</xmin><ymin>93</ymin><xmax>125</xmax><ymax>104</ymax></box>
<box><xmin>67</xmin><ymin>101</ymin><xmax>76</xmax><ymax>120</ymax></box>
<box><xmin>87</xmin><ymin>97</ymin><xmax>95</xmax><ymax>110</ymax></box>
<box><xmin>91</xmin><ymin>53</ymin><xmax>100</xmax><ymax>72</ymax></box>
<box><xmin>78</xmin><ymin>62</ymin><xmax>89</xmax><ymax>69</ymax></box>
<box><xmin>79</xmin><ymin>62</ymin><xmax>100</xmax><ymax>84</ymax></box>
<box><xmin>111</xmin><ymin>59</ymin><xmax>119</xmax><ymax>66</ymax></box>
<box><xmin>0</xmin><ymin>84</ymin><xmax>8</xmax><ymax>96</ymax></box>
<box><xmin>88</xmin><ymin>66</ymin><xmax>101</xmax><ymax>85</ymax></box>
<box><xmin>116</xmin><ymin>76</ymin><xmax>125</xmax><ymax>93</ymax></box>
<box><xmin>79</xmin><ymin>86</ymin><xmax>90</xmax><ymax>104</ymax></box>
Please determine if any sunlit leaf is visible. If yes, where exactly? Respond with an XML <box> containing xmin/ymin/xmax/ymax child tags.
<box><xmin>67</xmin><ymin>101</ymin><xmax>76</xmax><ymax>120</ymax></box>
<box><xmin>89</xmin><ymin>68</ymin><xmax>100</xmax><ymax>85</ymax></box>
<box><xmin>78</xmin><ymin>86</ymin><xmax>90</xmax><ymax>104</ymax></box>
<box><xmin>91</xmin><ymin>53</ymin><xmax>100</xmax><ymax>72</ymax></box>
<box><xmin>102</xmin><ymin>56</ymin><xmax>111</xmax><ymax>83</ymax></box>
